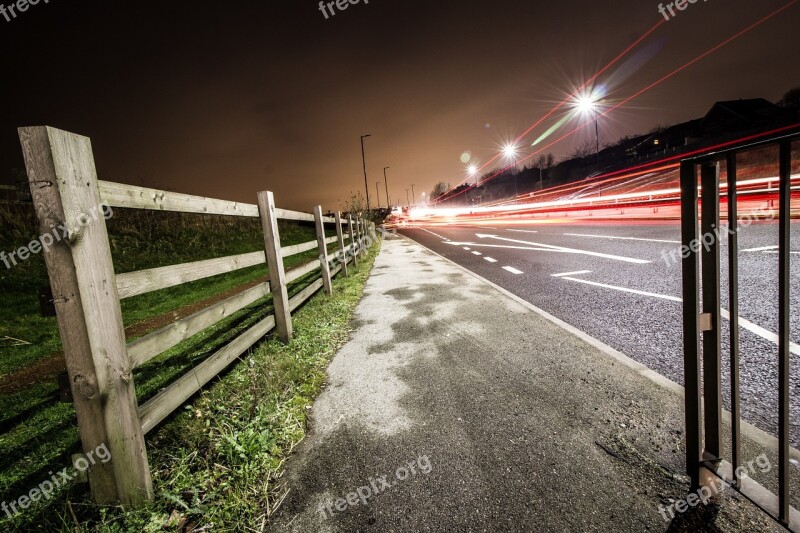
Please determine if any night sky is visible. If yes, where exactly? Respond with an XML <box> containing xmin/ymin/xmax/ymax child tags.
<box><xmin>1</xmin><ymin>0</ymin><xmax>798</xmax><ymax>211</ymax></box>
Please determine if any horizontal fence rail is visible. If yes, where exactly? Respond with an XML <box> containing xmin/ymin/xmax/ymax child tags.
<box><xmin>19</xmin><ymin>125</ymin><xmax>377</xmax><ymax>507</ymax></box>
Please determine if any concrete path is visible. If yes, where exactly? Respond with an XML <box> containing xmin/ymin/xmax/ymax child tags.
<box><xmin>271</xmin><ymin>235</ymin><xmax>783</xmax><ymax>532</ymax></box>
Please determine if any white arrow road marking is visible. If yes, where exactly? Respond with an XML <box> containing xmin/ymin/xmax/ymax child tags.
<box><xmin>503</xmin><ymin>266</ymin><xmax>524</xmax><ymax>274</ymax></box>
<box><xmin>563</xmin><ymin>233</ymin><xmax>680</xmax><ymax>244</ymax></box>
<box><xmin>560</xmin><ymin>276</ymin><xmax>800</xmax><ymax>356</ymax></box>
<box><xmin>475</xmin><ymin>234</ymin><xmax>651</xmax><ymax>264</ymax></box>
<box><xmin>484</xmin><ymin>257</ymin><xmax>498</xmax><ymax>263</ymax></box>
<box><xmin>552</xmin><ymin>270</ymin><xmax>592</xmax><ymax>278</ymax></box>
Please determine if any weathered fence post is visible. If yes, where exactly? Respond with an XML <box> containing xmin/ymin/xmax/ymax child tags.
<box><xmin>335</xmin><ymin>211</ymin><xmax>348</xmax><ymax>277</ymax></box>
<box><xmin>18</xmin><ymin>126</ymin><xmax>153</xmax><ymax>506</ymax></box>
<box><xmin>348</xmin><ymin>215</ymin><xmax>358</xmax><ymax>267</ymax></box>
<box><xmin>314</xmin><ymin>206</ymin><xmax>333</xmax><ymax>294</ymax></box>
<box><xmin>258</xmin><ymin>191</ymin><xmax>292</xmax><ymax>343</ymax></box>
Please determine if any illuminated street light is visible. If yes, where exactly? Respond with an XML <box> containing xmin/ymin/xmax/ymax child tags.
<box><xmin>575</xmin><ymin>93</ymin><xmax>600</xmax><ymax>158</ymax></box>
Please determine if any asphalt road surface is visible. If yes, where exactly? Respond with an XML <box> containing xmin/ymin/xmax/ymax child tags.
<box><xmin>399</xmin><ymin>219</ymin><xmax>800</xmax><ymax>446</ymax></box>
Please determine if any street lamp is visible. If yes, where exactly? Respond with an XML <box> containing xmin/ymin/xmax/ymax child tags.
<box><xmin>502</xmin><ymin>143</ymin><xmax>519</xmax><ymax>203</ymax></box>
<box><xmin>376</xmin><ymin>182</ymin><xmax>382</xmax><ymax>209</ymax></box>
<box><xmin>360</xmin><ymin>134</ymin><xmax>372</xmax><ymax>210</ymax></box>
<box><xmin>410</xmin><ymin>184</ymin><xmax>416</xmax><ymax>207</ymax></box>
<box><xmin>576</xmin><ymin>95</ymin><xmax>600</xmax><ymax>158</ymax></box>
<box><xmin>405</xmin><ymin>189</ymin><xmax>410</xmax><ymax>206</ymax></box>
<box><xmin>383</xmin><ymin>167</ymin><xmax>390</xmax><ymax>209</ymax></box>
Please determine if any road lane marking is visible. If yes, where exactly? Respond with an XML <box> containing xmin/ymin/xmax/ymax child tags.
<box><xmin>563</xmin><ymin>233</ymin><xmax>680</xmax><ymax>244</ymax></box>
<box><xmin>472</xmin><ymin>251</ymin><xmax>482</xmax><ymax>256</ymax></box>
<box><xmin>560</xmin><ymin>277</ymin><xmax>800</xmax><ymax>355</ymax></box>
<box><xmin>477</xmin><ymin>226</ymin><xmax>499</xmax><ymax>230</ymax></box>
<box><xmin>561</xmin><ymin>277</ymin><xmax>683</xmax><ymax>302</ymax></box>
<box><xmin>503</xmin><ymin>266</ymin><xmax>524</xmax><ymax>275</ymax></box>
<box><xmin>463</xmin><ymin>247</ymin><xmax>471</xmax><ymax>251</ymax></box>
<box><xmin>552</xmin><ymin>270</ymin><xmax>592</xmax><ymax>278</ymax></box>
<box><xmin>763</xmin><ymin>250</ymin><xmax>800</xmax><ymax>255</ymax></box>
<box><xmin>507</xmin><ymin>229</ymin><xmax>539</xmax><ymax>234</ymax></box>
<box><xmin>421</xmin><ymin>228</ymin><xmax>449</xmax><ymax>241</ymax></box>
<box><xmin>475</xmin><ymin>233</ymin><xmax>651</xmax><ymax>264</ymax></box>
<box><xmin>742</xmin><ymin>245</ymin><xmax>779</xmax><ymax>252</ymax></box>
<box><xmin>484</xmin><ymin>257</ymin><xmax>498</xmax><ymax>263</ymax></box>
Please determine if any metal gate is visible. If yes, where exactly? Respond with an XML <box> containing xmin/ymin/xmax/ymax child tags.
<box><xmin>680</xmin><ymin>131</ymin><xmax>798</xmax><ymax>529</ymax></box>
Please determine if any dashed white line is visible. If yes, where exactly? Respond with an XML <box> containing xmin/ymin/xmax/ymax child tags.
<box><xmin>484</xmin><ymin>257</ymin><xmax>498</xmax><ymax>263</ymax></box>
<box><xmin>563</xmin><ymin>233</ymin><xmax>680</xmax><ymax>244</ymax></box>
<box><xmin>552</xmin><ymin>270</ymin><xmax>592</xmax><ymax>278</ymax></box>
<box><xmin>472</xmin><ymin>251</ymin><xmax>482</xmax><ymax>256</ymax></box>
<box><xmin>502</xmin><ymin>266</ymin><xmax>524</xmax><ymax>275</ymax></box>
<box><xmin>463</xmin><ymin>247</ymin><xmax>471</xmax><ymax>251</ymax></box>
<box><xmin>507</xmin><ymin>229</ymin><xmax>539</xmax><ymax>234</ymax></box>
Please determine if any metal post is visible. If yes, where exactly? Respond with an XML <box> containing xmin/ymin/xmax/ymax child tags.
<box><xmin>383</xmin><ymin>167</ymin><xmax>390</xmax><ymax>210</ymax></box>
<box><xmin>727</xmin><ymin>153</ymin><xmax>742</xmax><ymax>487</ymax></box>
<box><xmin>361</xmin><ymin>134</ymin><xmax>371</xmax><ymax>211</ymax></box>
<box><xmin>700</xmin><ymin>161</ymin><xmax>722</xmax><ymax>461</ymax></box>
<box><xmin>680</xmin><ymin>160</ymin><xmax>702</xmax><ymax>491</ymax></box>
<box><xmin>778</xmin><ymin>141</ymin><xmax>792</xmax><ymax>526</ymax></box>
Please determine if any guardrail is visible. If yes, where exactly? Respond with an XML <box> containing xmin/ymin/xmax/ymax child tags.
<box><xmin>18</xmin><ymin>126</ymin><xmax>376</xmax><ymax>507</ymax></box>
<box><xmin>680</xmin><ymin>131</ymin><xmax>799</xmax><ymax>530</ymax></box>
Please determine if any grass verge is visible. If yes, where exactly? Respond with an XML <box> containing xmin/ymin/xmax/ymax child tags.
<box><xmin>8</xmin><ymin>241</ymin><xmax>379</xmax><ymax>531</ymax></box>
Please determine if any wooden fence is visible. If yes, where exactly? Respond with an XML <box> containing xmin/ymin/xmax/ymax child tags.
<box><xmin>18</xmin><ymin>126</ymin><xmax>376</xmax><ymax>506</ymax></box>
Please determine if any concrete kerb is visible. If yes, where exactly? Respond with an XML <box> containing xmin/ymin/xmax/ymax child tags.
<box><xmin>396</xmin><ymin>234</ymin><xmax>800</xmax><ymax>464</ymax></box>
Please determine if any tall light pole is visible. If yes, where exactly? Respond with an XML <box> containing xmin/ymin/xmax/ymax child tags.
<box><xmin>376</xmin><ymin>182</ymin><xmax>382</xmax><ymax>209</ymax></box>
<box><xmin>503</xmin><ymin>143</ymin><xmax>518</xmax><ymax>204</ymax></box>
<box><xmin>360</xmin><ymin>134</ymin><xmax>371</xmax><ymax>210</ymax></box>
<box><xmin>576</xmin><ymin>96</ymin><xmax>600</xmax><ymax>159</ymax></box>
<box><xmin>383</xmin><ymin>167</ymin><xmax>390</xmax><ymax>209</ymax></box>
<box><xmin>410</xmin><ymin>184</ymin><xmax>416</xmax><ymax>207</ymax></box>
<box><xmin>405</xmin><ymin>189</ymin><xmax>410</xmax><ymax>206</ymax></box>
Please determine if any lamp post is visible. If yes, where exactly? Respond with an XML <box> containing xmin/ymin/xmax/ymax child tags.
<box><xmin>383</xmin><ymin>167</ymin><xmax>390</xmax><ymax>209</ymax></box>
<box><xmin>410</xmin><ymin>184</ymin><xmax>416</xmax><ymax>207</ymax></box>
<box><xmin>405</xmin><ymin>189</ymin><xmax>410</xmax><ymax>206</ymax></box>
<box><xmin>576</xmin><ymin>96</ymin><xmax>600</xmax><ymax>159</ymax></box>
<box><xmin>376</xmin><ymin>182</ymin><xmax>382</xmax><ymax>210</ymax></box>
<box><xmin>360</xmin><ymin>134</ymin><xmax>371</xmax><ymax>210</ymax></box>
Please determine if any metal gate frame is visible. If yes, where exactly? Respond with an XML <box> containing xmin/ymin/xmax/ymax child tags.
<box><xmin>680</xmin><ymin>131</ymin><xmax>799</xmax><ymax>529</ymax></box>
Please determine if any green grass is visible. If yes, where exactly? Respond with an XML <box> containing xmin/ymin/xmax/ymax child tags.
<box><xmin>4</xmin><ymin>241</ymin><xmax>379</xmax><ymax>531</ymax></box>
<box><xmin>0</xmin><ymin>202</ymin><xmax>359</xmax><ymax>530</ymax></box>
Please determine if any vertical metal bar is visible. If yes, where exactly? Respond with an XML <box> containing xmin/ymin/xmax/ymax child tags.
<box><xmin>778</xmin><ymin>141</ymin><xmax>792</xmax><ymax>526</ymax></box>
<box><xmin>701</xmin><ymin>161</ymin><xmax>722</xmax><ymax>461</ymax></box>
<box><xmin>727</xmin><ymin>153</ymin><xmax>742</xmax><ymax>487</ymax></box>
<box><xmin>681</xmin><ymin>161</ymin><xmax>703</xmax><ymax>491</ymax></box>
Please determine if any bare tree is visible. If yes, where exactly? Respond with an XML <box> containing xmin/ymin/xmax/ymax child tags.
<box><xmin>430</xmin><ymin>181</ymin><xmax>451</xmax><ymax>200</ymax></box>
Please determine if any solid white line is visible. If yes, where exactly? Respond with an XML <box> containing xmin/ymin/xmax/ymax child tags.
<box><xmin>472</xmin><ymin>251</ymin><xmax>482</xmax><ymax>256</ymax></box>
<box><xmin>560</xmin><ymin>277</ymin><xmax>800</xmax><ymax>356</ymax></box>
<box><xmin>507</xmin><ymin>229</ymin><xmax>539</xmax><ymax>234</ymax></box>
<box><xmin>476</xmin><ymin>234</ymin><xmax>651</xmax><ymax>264</ymax></box>
<box><xmin>484</xmin><ymin>257</ymin><xmax>498</xmax><ymax>263</ymax></box>
<box><xmin>763</xmin><ymin>251</ymin><xmax>800</xmax><ymax>255</ymax></box>
<box><xmin>421</xmin><ymin>228</ymin><xmax>449</xmax><ymax>241</ymax></box>
<box><xmin>552</xmin><ymin>270</ymin><xmax>592</xmax><ymax>278</ymax></box>
<box><xmin>742</xmin><ymin>245</ymin><xmax>778</xmax><ymax>252</ymax></box>
<box><xmin>563</xmin><ymin>233</ymin><xmax>680</xmax><ymax>244</ymax></box>
<box><xmin>503</xmin><ymin>266</ymin><xmax>524</xmax><ymax>275</ymax></box>
<box><xmin>561</xmin><ymin>277</ymin><xmax>682</xmax><ymax>302</ymax></box>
